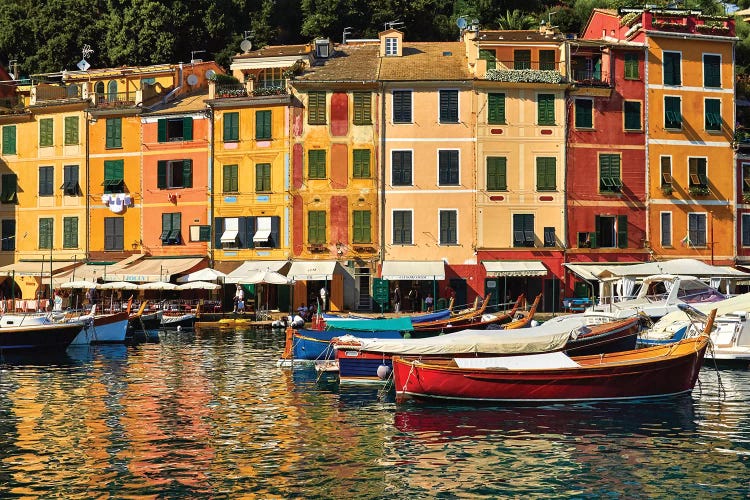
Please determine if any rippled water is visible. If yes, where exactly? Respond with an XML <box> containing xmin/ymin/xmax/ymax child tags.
<box><xmin>1</xmin><ymin>327</ymin><xmax>749</xmax><ymax>498</ymax></box>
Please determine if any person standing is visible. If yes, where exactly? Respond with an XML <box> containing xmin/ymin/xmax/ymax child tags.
<box><xmin>320</xmin><ymin>286</ymin><xmax>328</xmax><ymax>311</ymax></box>
<box><xmin>425</xmin><ymin>293</ymin><xmax>433</xmax><ymax>312</ymax></box>
<box><xmin>234</xmin><ymin>285</ymin><xmax>244</xmax><ymax>313</ymax></box>
<box><xmin>393</xmin><ymin>286</ymin><xmax>401</xmax><ymax>313</ymax></box>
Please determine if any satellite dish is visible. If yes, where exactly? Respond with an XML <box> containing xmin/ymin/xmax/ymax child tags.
<box><xmin>186</xmin><ymin>74</ymin><xmax>199</xmax><ymax>86</ymax></box>
<box><xmin>240</xmin><ymin>39</ymin><xmax>252</xmax><ymax>53</ymax></box>
<box><xmin>456</xmin><ymin>17</ymin><xmax>468</xmax><ymax>30</ymax></box>
<box><xmin>205</xmin><ymin>69</ymin><xmax>216</xmax><ymax>80</ymax></box>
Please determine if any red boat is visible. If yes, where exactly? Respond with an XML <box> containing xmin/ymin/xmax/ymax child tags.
<box><xmin>392</xmin><ymin>311</ymin><xmax>714</xmax><ymax>403</ymax></box>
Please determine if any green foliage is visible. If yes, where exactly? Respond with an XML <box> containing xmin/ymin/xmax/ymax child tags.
<box><xmin>498</xmin><ymin>10</ymin><xmax>537</xmax><ymax>30</ymax></box>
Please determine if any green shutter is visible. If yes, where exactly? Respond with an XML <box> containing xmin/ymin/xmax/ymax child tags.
<box><xmin>664</xmin><ymin>52</ymin><xmax>680</xmax><ymax>85</ymax></box>
<box><xmin>2</xmin><ymin>125</ymin><xmax>16</xmax><ymax>155</ymax></box>
<box><xmin>353</xmin><ymin>210</ymin><xmax>371</xmax><ymax>243</ymax></box>
<box><xmin>199</xmin><ymin>225</ymin><xmax>211</xmax><ymax>242</ymax></box>
<box><xmin>487</xmin><ymin>157</ymin><xmax>507</xmax><ymax>191</ymax></box>
<box><xmin>353</xmin><ymin>92</ymin><xmax>372</xmax><ymax>125</ymax></box>
<box><xmin>665</xmin><ymin>96</ymin><xmax>681</xmax><ymax>128</ymax></box>
<box><xmin>64</xmin><ymin>116</ymin><xmax>79</xmax><ymax>145</ymax></box>
<box><xmin>308</xmin><ymin>92</ymin><xmax>326</xmax><ymax>125</ymax></box>
<box><xmin>479</xmin><ymin>49</ymin><xmax>496</xmax><ymax>70</ymax></box>
<box><xmin>618</xmin><ymin>215</ymin><xmax>628</xmax><ymax>248</ymax></box>
<box><xmin>705</xmin><ymin>99</ymin><xmax>721</xmax><ymax>131</ymax></box>
<box><xmin>536</xmin><ymin>158</ymin><xmax>556</xmax><ymax>191</ymax></box>
<box><xmin>439</xmin><ymin>90</ymin><xmax>458</xmax><ymax>123</ymax></box>
<box><xmin>223</xmin><ymin>165</ymin><xmax>238</xmax><ymax>192</ymax></box>
<box><xmin>704</xmin><ymin>55</ymin><xmax>721</xmax><ymax>87</ymax></box>
<box><xmin>106</xmin><ymin>118</ymin><xmax>122</xmax><ymax>148</ymax></box>
<box><xmin>256</xmin><ymin>163</ymin><xmax>271</xmax><ymax>192</ymax></box>
<box><xmin>624</xmin><ymin>101</ymin><xmax>641</xmax><ymax>130</ymax></box>
<box><xmin>514</xmin><ymin>50</ymin><xmax>531</xmax><ymax>69</ymax></box>
<box><xmin>625</xmin><ymin>53</ymin><xmax>639</xmax><ymax>79</ymax></box>
<box><xmin>223</xmin><ymin>112</ymin><xmax>239</xmax><ymax>142</ymax></box>
<box><xmin>538</xmin><ymin>94</ymin><xmax>555</xmax><ymax>125</ymax></box>
<box><xmin>539</xmin><ymin>50</ymin><xmax>555</xmax><ymax>70</ymax></box>
<box><xmin>182</xmin><ymin>160</ymin><xmax>192</xmax><ymax>188</ymax></box>
<box><xmin>308</xmin><ymin>150</ymin><xmax>326</xmax><ymax>179</ymax></box>
<box><xmin>308</xmin><ymin>211</ymin><xmax>326</xmax><ymax>244</ymax></box>
<box><xmin>39</xmin><ymin>118</ymin><xmax>53</xmax><ymax>147</ymax></box>
<box><xmin>39</xmin><ymin>218</ymin><xmax>52</xmax><ymax>249</ymax></box>
<box><xmin>183</xmin><ymin>117</ymin><xmax>193</xmax><ymax>141</ymax></box>
<box><xmin>63</xmin><ymin>217</ymin><xmax>78</xmax><ymax>248</ymax></box>
<box><xmin>575</xmin><ymin>99</ymin><xmax>592</xmax><ymax>128</ymax></box>
<box><xmin>157</xmin><ymin>161</ymin><xmax>167</xmax><ymax>189</ymax></box>
<box><xmin>353</xmin><ymin>149</ymin><xmax>370</xmax><ymax>178</ymax></box>
<box><xmin>487</xmin><ymin>93</ymin><xmax>505</xmax><ymax>124</ymax></box>
<box><xmin>157</xmin><ymin>119</ymin><xmax>167</xmax><ymax>142</ymax></box>
<box><xmin>256</xmin><ymin>110</ymin><xmax>271</xmax><ymax>139</ymax></box>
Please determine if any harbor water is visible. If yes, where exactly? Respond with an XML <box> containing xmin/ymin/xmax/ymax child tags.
<box><xmin>1</xmin><ymin>326</ymin><xmax>749</xmax><ymax>498</ymax></box>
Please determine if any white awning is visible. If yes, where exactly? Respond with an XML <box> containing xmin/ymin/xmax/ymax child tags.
<box><xmin>483</xmin><ymin>261</ymin><xmax>548</xmax><ymax>277</ymax></box>
<box><xmin>226</xmin><ymin>260</ymin><xmax>291</xmax><ymax>284</ymax></box>
<box><xmin>0</xmin><ymin>261</ymin><xmax>80</xmax><ymax>277</ymax></box>
<box><xmin>563</xmin><ymin>263</ymin><xmax>621</xmax><ymax>281</ymax></box>
<box><xmin>104</xmin><ymin>257</ymin><xmax>204</xmax><ymax>282</ymax></box>
<box><xmin>221</xmin><ymin>218</ymin><xmax>239</xmax><ymax>244</ymax></box>
<box><xmin>51</xmin><ymin>255</ymin><xmax>146</xmax><ymax>285</ymax></box>
<box><xmin>253</xmin><ymin>217</ymin><xmax>272</xmax><ymax>242</ymax></box>
<box><xmin>288</xmin><ymin>260</ymin><xmax>338</xmax><ymax>281</ymax></box>
<box><xmin>381</xmin><ymin>261</ymin><xmax>445</xmax><ymax>281</ymax></box>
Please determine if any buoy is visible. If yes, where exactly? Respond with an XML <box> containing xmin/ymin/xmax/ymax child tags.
<box><xmin>377</xmin><ymin>364</ymin><xmax>392</xmax><ymax>380</ymax></box>
<box><xmin>177</xmin><ymin>325</ymin><xmax>182</xmax><ymax>331</ymax></box>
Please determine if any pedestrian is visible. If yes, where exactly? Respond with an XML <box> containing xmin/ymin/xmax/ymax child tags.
<box><xmin>53</xmin><ymin>289</ymin><xmax>63</xmax><ymax>312</ymax></box>
<box><xmin>233</xmin><ymin>284</ymin><xmax>244</xmax><ymax>313</ymax></box>
<box><xmin>320</xmin><ymin>286</ymin><xmax>328</xmax><ymax>311</ymax></box>
<box><xmin>425</xmin><ymin>293</ymin><xmax>433</xmax><ymax>312</ymax></box>
<box><xmin>393</xmin><ymin>286</ymin><xmax>401</xmax><ymax>313</ymax></box>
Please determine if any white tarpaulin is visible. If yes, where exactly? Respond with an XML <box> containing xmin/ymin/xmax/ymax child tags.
<box><xmin>598</xmin><ymin>259</ymin><xmax>750</xmax><ymax>279</ymax></box>
<box><xmin>288</xmin><ymin>261</ymin><xmax>338</xmax><ymax>281</ymax></box>
<box><xmin>483</xmin><ymin>261</ymin><xmax>548</xmax><ymax>277</ymax></box>
<box><xmin>105</xmin><ymin>257</ymin><xmax>203</xmax><ymax>282</ymax></box>
<box><xmin>380</xmin><ymin>261</ymin><xmax>445</xmax><ymax>280</ymax></box>
<box><xmin>454</xmin><ymin>351</ymin><xmax>580</xmax><ymax>370</ymax></box>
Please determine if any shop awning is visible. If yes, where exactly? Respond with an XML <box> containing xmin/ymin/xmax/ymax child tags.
<box><xmin>51</xmin><ymin>255</ymin><xmax>145</xmax><ymax>285</ymax></box>
<box><xmin>253</xmin><ymin>217</ymin><xmax>272</xmax><ymax>243</ymax></box>
<box><xmin>288</xmin><ymin>261</ymin><xmax>338</xmax><ymax>281</ymax></box>
<box><xmin>104</xmin><ymin>257</ymin><xmax>204</xmax><ymax>282</ymax></box>
<box><xmin>381</xmin><ymin>261</ymin><xmax>445</xmax><ymax>281</ymax></box>
<box><xmin>563</xmin><ymin>263</ymin><xmax>620</xmax><ymax>281</ymax></box>
<box><xmin>226</xmin><ymin>260</ymin><xmax>291</xmax><ymax>284</ymax></box>
<box><xmin>483</xmin><ymin>261</ymin><xmax>548</xmax><ymax>277</ymax></box>
<box><xmin>0</xmin><ymin>261</ymin><xmax>80</xmax><ymax>277</ymax></box>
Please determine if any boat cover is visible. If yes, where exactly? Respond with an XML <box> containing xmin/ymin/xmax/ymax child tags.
<box><xmin>334</xmin><ymin>316</ymin><xmax>593</xmax><ymax>355</ymax></box>
<box><xmin>325</xmin><ymin>317</ymin><xmax>414</xmax><ymax>332</ymax></box>
<box><xmin>648</xmin><ymin>292</ymin><xmax>750</xmax><ymax>338</ymax></box>
<box><xmin>454</xmin><ymin>351</ymin><xmax>580</xmax><ymax>370</ymax></box>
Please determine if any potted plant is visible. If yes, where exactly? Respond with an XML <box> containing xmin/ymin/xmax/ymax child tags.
<box><xmin>689</xmin><ymin>185</ymin><xmax>710</xmax><ymax>197</ymax></box>
<box><xmin>743</xmin><ymin>192</ymin><xmax>750</xmax><ymax>204</ymax></box>
<box><xmin>661</xmin><ymin>184</ymin><xmax>673</xmax><ymax>196</ymax></box>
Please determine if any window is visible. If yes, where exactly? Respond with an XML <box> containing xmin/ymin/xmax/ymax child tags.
<box><xmin>63</xmin><ymin>217</ymin><xmax>78</xmax><ymax>249</ymax></box>
<box><xmin>253</xmin><ymin>216</ymin><xmax>279</xmax><ymax>247</ymax></box>
<box><xmin>157</xmin><ymin>117</ymin><xmax>193</xmax><ymax>143</ymax></box>
<box><xmin>223</xmin><ymin>164</ymin><xmax>238</xmax><ymax>193</ymax></box>
<box><xmin>703</xmin><ymin>54</ymin><xmax>721</xmax><ymax>88</ymax></box>
<box><xmin>599</xmin><ymin>154</ymin><xmax>622</xmax><ymax>193</ymax></box>
<box><xmin>487</xmin><ymin>93</ymin><xmax>505</xmax><ymax>124</ymax></box>
<box><xmin>438</xmin><ymin>150</ymin><xmax>459</xmax><ymax>186</ymax></box>
<box><xmin>103</xmin><ymin>160</ymin><xmax>124</xmax><ymax>194</ymax></box>
<box><xmin>353</xmin><ymin>149</ymin><xmax>371</xmax><ymax>178</ymax></box>
<box><xmin>161</xmin><ymin>212</ymin><xmax>181</xmax><ymax>245</ymax></box>
<box><xmin>537</xmin><ymin>94</ymin><xmax>555</xmax><ymax>125</ymax></box>
<box><xmin>94</xmin><ymin>81</ymin><xmax>104</xmax><ymax>95</ymax></box>
<box><xmin>575</xmin><ymin>99</ymin><xmax>593</xmax><ymax>128</ymax></box>
<box><xmin>38</xmin><ymin>218</ymin><xmax>53</xmax><ymax>249</ymax></box>
<box><xmin>39</xmin><ymin>118</ymin><xmax>53</xmax><ymax>147</ymax></box>
<box><xmin>705</xmin><ymin>98</ymin><xmax>721</xmax><ymax>131</ymax></box>
<box><xmin>624</xmin><ymin>101</ymin><xmax>641</xmax><ymax>130</ymax></box>
<box><xmin>307</xmin><ymin>91</ymin><xmax>326</xmax><ymax>125</ymax></box>
<box><xmin>39</xmin><ymin>166</ymin><xmax>53</xmax><ymax>196</ymax></box>
<box><xmin>2</xmin><ymin>125</ymin><xmax>16</xmax><ymax>155</ymax></box>
<box><xmin>439</xmin><ymin>210</ymin><xmax>457</xmax><ymax>245</ymax></box>
<box><xmin>190</xmin><ymin>225</ymin><xmax>211</xmax><ymax>243</ymax></box>
<box><xmin>479</xmin><ymin>49</ymin><xmax>496</xmax><ymax>70</ymax></box>
<box><xmin>743</xmin><ymin>214</ymin><xmax>750</xmax><ymax>247</ymax></box>
<box><xmin>664</xmin><ymin>96</ymin><xmax>682</xmax><ymax>129</ymax></box>
<box><xmin>64</xmin><ymin>116</ymin><xmax>79</xmax><ymax>145</ymax></box>
<box><xmin>661</xmin><ymin>212</ymin><xmax>672</xmax><ymax>247</ymax></box>
<box><xmin>157</xmin><ymin>160</ymin><xmax>193</xmax><ymax>189</ymax></box>
<box><xmin>688</xmin><ymin>213</ymin><xmax>707</xmax><ymax>247</ymax></box>
<box><xmin>624</xmin><ymin>53</ymin><xmax>639</xmax><ymax>79</ymax></box>
<box><xmin>393</xmin><ymin>210</ymin><xmax>412</xmax><ymax>244</ymax></box>
<box><xmin>255</xmin><ymin>163</ymin><xmax>271</xmax><ymax>192</ymax></box>
<box><xmin>439</xmin><ymin>90</ymin><xmax>459</xmax><ymax>123</ymax></box>
<box><xmin>543</xmin><ymin>227</ymin><xmax>556</xmax><ymax>247</ymax></box>
<box><xmin>105</xmin><ymin>117</ymin><xmax>122</xmax><ymax>148</ymax></box>
<box><xmin>663</xmin><ymin>51</ymin><xmax>681</xmax><ymax>86</ymax></box>
<box><xmin>308</xmin><ymin>211</ymin><xmax>326</xmax><ymax>244</ymax></box>
<box><xmin>104</xmin><ymin>217</ymin><xmax>124</xmax><ymax>251</ymax></box>
<box><xmin>393</xmin><ymin>90</ymin><xmax>412</xmax><ymax>123</ymax></box>
<box><xmin>392</xmin><ymin>151</ymin><xmax>412</xmax><ymax>186</ymax></box>
<box><xmin>513</xmin><ymin>214</ymin><xmax>535</xmax><ymax>247</ymax></box>
<box><xmin>594</xmin><ymin>214</ymin><xmax>628</xmax><ymax>248</ymax></box>
<box><xmin>689</xmin><ymin>158</ymin><xmax>707</xmax><ymax>187</ymax></box>
<box><xmin>107</xmin><ymin>80</ymin><xmax>118</xmax><ymax>100</ymax></box>
<box><xmin>353</xmin><ymin>210</ymin><xmax>371</xmax><ymax>244</ymax></box>
<box><xmin>385</xmin><ymin>37</ymin><xmax>398</xmax><ymax>56</ymax></box>
<box><xmin>514</xmin><ymin>50</ymin><xmax>531</xmax><ymax>69</ymax></box>
<box><xmin>540</xmin><ymin>50</ymin><xmax>556</xmax><ymax>70</ymax></box>
<box><xmin>353</xmin><ymin>92</ymin><xmax>372</xmax><ymax>125</ymax></box>
<box><xmin>661</xmin><ymin>157</ymin><xmax>672</xmax><ymax>188</ymax></box>
<box><xmin>308</xmin><ymin>150</ymin><xmax>326</xmax><ymax>179</ymax></box>
<box><xmin>255</xmin><ymin>110</ymin><xmax>271</xmax><ymax>140</ymax></box>
<box><xmin>1</xmin><ymin>219</ymin><xmax>14</xmax><ymax>251</ymax></box>
<box><xmin>536</xmin><ymin>157</ymin><xmax>556</xmax><ymax>191</ymax></box>
<box><xmin>743</xmin><ymin>164</ymin><xmax>750</xmax><ymax>194</ymax></box>
<box><xmin>486</xmin><ymin>157</ymin><xmax>507</xmax><ymax>191</ymax></box>
<box><xmin>1</xmin><ymin>174</ymin><xmax>17</xmax><ymax>203</ymax></box>
<box><xmin>223</xmin><ymin>112</ymin><xmax>239</xmax><ymax>142</ymax></box>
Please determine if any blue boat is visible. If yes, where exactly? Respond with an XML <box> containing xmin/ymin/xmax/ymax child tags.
<box><xmin>322</xmin><ymin>309</ymin><xmax>451</xmax><ymax>324</ymax></box>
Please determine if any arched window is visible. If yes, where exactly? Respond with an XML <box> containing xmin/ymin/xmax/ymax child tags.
<box><xmin>95</xmin><ymin>81</ymin><xmax>104</xmax><ymax>95</ymax></box>
<box><xmin>107</xmin><ymin>80</ymin><xmax>118</xmax><ymax>100</ymax></box>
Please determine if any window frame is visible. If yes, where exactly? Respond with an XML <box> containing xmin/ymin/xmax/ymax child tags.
<box><xmin>539</xmin><ymin>50</ymin><xmax>556</xmax><ymax>71</ymax></box>
<box><xmin>537</xmin><ymin>93</ymin><xmax>555</xmax><ymax>125</ymax></box>
<box><xmin>438</xmin><ymin>209</ymin><xmax>458</xmax><ymax>245</ymax></box>
<box><xmin>512</xmin><ymin>213</ymin><xmax>535</xmax><ymax>247</ymax></box>
<box><xmin>663</xmin><ymin>51</ymin><xmax>682</xmax><ymax>86</ymax></box>
<box><xmin>623</xmin><ymin>101</ymin><xmax>642</xmax><ymax>131</ymax></box>
<box><xmin>307</xmin><ymin>210</ymin><xmax>327</xmax><ymax>244</ymax></box>
<box><xmin>223</xmin><ymin>112</ymin><xmax>239</xmax><ymax>142</ymax></box>
<box><xmin>353</xmin><ymin>92</ymin><xmax>372</xmax><ymax>125</ymax></box>
<box><xmin>536</xmin><ymin>157</ymin><xmax>557</xmax><ymax>192</ymax></box>
<box><xmin>664</xmin><ymin>96</ymin><xmax>682</xmax><ymax>130</ymax></box>
<box><xmin>704</xmin><ymin>98</ymin><xmax>722</xmax><ymax>132</ymax></box>
<box><xmin>39</xmin><ymin>118</ymin><xmax>53</xmax><ymax>147</ymax></box>
<box><xmin>2</xmin><ymin>125</ymin><xmax>16</xmax><ymax>155</ymax></box>
<box><xmin>661</xmin><ymin>156</ymin><xmax>673</xmax><ymax>189</ymax></box>
<box><xmin>574</xmin><ymin>98</ymin><xmax>593</xmax><ymax>129</ymax></box>
<box><xmin>307</xmin><ymin>91</ymin><xmax>327</xmax><ymax>125</ymax></box>
<box><xmin>688</xmin><ymin>212</ymin><xmax>707</xmax><ymax>247</ymax></box>
<box><xmin>599</xmin><ymin>154</ymin><xmax>623</xmax><ymax>193</ymax></box>
<box><xmin>105</xmin><ymin>117</ymin><xmax>122</xmax><ymax>149</ymax></box>
<box><xmin>39</xmin><ymin>166</ymin><xmax>54</xmax><ymax>197</ymax></box>
<box><xmin>743</xmin><ymin>213</ymin><xmax>750</xmax><ymax>247</ymax></box>
<box><xmin>255</xmin><ymin>110</ymin><xmax>272</xmax><ymax>140</ymax></box>
<box><xmin>352</xmin><ymin>210</ymin><xmax>372</xmax><ymax>244</ymax></box>
<box><xmin>487</xmin><ymin>93</ymin><xmax>506</xmax><ymax>125</ymax></box>
<box><xmin>438</xmin><ymin>150</ymin><xmax>460</xmax><ymax>186</ymax></box>
<box><xmin>1</xmin><ymin>174</ymin><xmax>18</xmax><ymax>203</ymax></box>
<box><xmin>352</xmin><ymin>149</ymin><xmax>371</xmax><ymax>178</ymax></box>
<box><xmin>103</xmin><ymin>159</ymin><xmax>125</xmax><ymax>194</ymax></box>
<box><xmin>1</xmin><ymin>219</ymin><xmax>15</xmax><ymax>251</ymax></box>
<box><xmin>38</xmin><ymin>217</ymin><xmax>53</xmax><ymax>250</ymax></box>
<box><xmin>688</xmin><ymin>157</ymin><xmax>708</xmax><ymax>188</ymax></box>
<box><xmin>161</xmin><ymin>212</ymin><xmax>182</xmax><ymax>245</ymax></box>
<box><xmin>64</xmin><ymin>116</ymin><xmax>79</xmax><ymax>146</ymax></box>
<box><xmin>392</xmin><ymin>90</ymin><xmax>412</xmax><ymax>124</ymax></box>
<box><xmin>660</xmin><ymin>211</ymin><xmax>672</xmax><ymax>247</ymax></box>
<box><xmin>104</xmin><ymin>217</ymin><xmax>124</xmax><ymax>251</ymax></box>
<box><xmin>157</xmin><ymin>117</ymin><xmax>193</xmax><ymax>143</ymax></box>
<box><xmin>438</xmin><ymin>89</ymin><xmax>459</xmax><ymax>123</ymax></box>
<box><xmin>624</xmin><ymin>52</ymin><xmax>639</xmax><ymax>80</ymax></box>
<box><xmin>63</xmin><ymin>216</ymin><xmax>78</xmax><ymax>249</ymax></box>
<box><xmin>392</xmin><ymin>209</ymin><xmax>413</xmax><ymax>245</ymax></box>
<box><xmin>255</xmin><ymin>163</ymin><xmax>271</xmax><ymax>192</ymax></box>
<box><xmin>703</xmin><ymin>54</ymin><xmax>721</xmax><ymax>88</ymax></box>
<box><xmin>223</xmin><ymin>164</ymin><xmax>239</xmax><ymax>193</ymax></box>
<box><xmin>307</xmin><ymin>149</ymin><xmax>327</xmax><ymax>179</ymax></box>
<box><xmin>391</xmin><ymin>150</ymin><xmax>413</xmax><ymax>186</ymax></box>
<box><xmin>514</xmin><ymin>50</ymin><xmax>531</xmax><ymax>69</ymax></box>
<box><xmin>157</xmin><ymin>159</ymin><xmax>193</xmax><ymax>189</ymax></box>
<box><xmin>486</xmin><ymin>156</ymin><xmax>507</xmax><ymax>191</ymax></box>
<box><xmin>385</xmin><ymin>37</ymin><xmax>398</xmax><ymax>56</ymax></box>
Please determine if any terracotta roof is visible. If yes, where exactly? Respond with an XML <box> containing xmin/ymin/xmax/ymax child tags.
<box><xmin>295</xmin><ymin>44</ymin><xmax>380</xmax><ymax>82</ymax></box>
<box><xmin>378</xmin><ymin>42</ymin><xmax>471</xmax><ymax>81</ymax></box>
<box><xmin>147</xmin><ymin>91</ymin><xmax>208</xmax><ymax>115</ymax></box>
<box><xmin>234</xmin><ymin>44</ymin><xmax>312</xmax><ymax>60</ymax></box>
<box><xmin>476</xmin><ymin>30</ymin><xmax>566</xmax><ymax>42</ymax></box>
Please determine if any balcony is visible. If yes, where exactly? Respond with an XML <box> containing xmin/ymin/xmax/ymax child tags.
<box><xmin>215</xmin><ymin>84</ymin><xmax>249</xmax><ymax>98</ymax></box>
<box><xmin>93</xmin><ymin>91</ymin><xmax>137</xmax><ymax>108</ymax></box>
<box><xmin>644</xmin><ymin>12</ymin><xmax>734</xmax><ymax>37</ymax></box>
<box><xmin>485</xmin><ymin>68</ymin><xmax>564</xmax><ymax>84</ymax></box>
<box><xmin>570</xmin><ymin>69</ymin><xmax>610</xmax><ymax>87</ymax></box>
<box><xmin>31</xmin><ymin>83</ymin><xmax>84</xmax><ymax>105</ymax></box>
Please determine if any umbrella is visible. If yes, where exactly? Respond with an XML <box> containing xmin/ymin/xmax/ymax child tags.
<box><xmin>98</xmin><ymin>281</ymin><xmax>139</xmax><ymax>290</ymax></box>
<box><xmin>177</xmin><ymin>281</ymin><xmax>221</xmax><ymax>291</ymax></box>
<box><xmin>138</xmin><ymin>281</ymin><xmax>179</xmax><ymax>291</ymax></box>
<box><xmin>176</xmin><ymin>268</ymin><xmax>227</xmax><ymax>283</ymax></box>
<box><xmin>59</xmin><ymin>280</ymin><xmax>99</xmax><ymax>289</ymax></box>
<box><xmin>233</xmin><ymin>270</ymin><xmax>292</xmax><ymax>285</ymax></box>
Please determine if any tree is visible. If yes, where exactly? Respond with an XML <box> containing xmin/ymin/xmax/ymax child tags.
<box><xmin>497</xmin><ymin>10</ymin><xmax>537</xmax><ymax>30</ymax></box>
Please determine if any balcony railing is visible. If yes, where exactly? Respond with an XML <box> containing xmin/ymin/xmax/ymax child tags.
<box><xmin>215</xmin><ymin>84</ymin><xmax>248</xmax><ymax>98</ymax></box>
<box><xmin>94</xmin><ymin>91</ymin><xmax>136</xmax><ymax>108</ymax></box>
<box><xmin>571</xmin><ymin>69</ymin><xmax>610</xmax><ymax>87</ymax></box>
<box><xmin>486</xmin><ymin>68</ymin><xmax>564</xmax><ymax>84</ymax></box>
<box><xmin>33</xmin><ymin>83</ymin><xmax>83</xmax><ymax>102</ymax></box>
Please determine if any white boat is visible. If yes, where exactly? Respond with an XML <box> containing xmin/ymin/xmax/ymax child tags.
<box><xmin>66</xmin><ymin>305</ymin><xmax>129</xmax><ymax>345</ymax></box>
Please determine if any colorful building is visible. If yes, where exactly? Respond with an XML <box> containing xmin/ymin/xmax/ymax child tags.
<box><xmin>465</xmin><ymin>27</ymin><xmax>568</xmax><ymax>311</ymax></box>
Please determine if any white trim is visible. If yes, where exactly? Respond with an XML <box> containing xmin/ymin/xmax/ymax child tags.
<box><xmin>687</xmin><ymin>211</ymin><xmax>708</xmax><ymax>247</ymax></box>
<box><xmin>647</xmin><ymin>85</ymin><xmax>733</xmax><ymax>93</ymax></box>
<box><xmin>437</xmin><ymin>149</ymin><xmax>461</xmax><ymax>187</ymax></box>
<box><xmin>663</xmin><ymin>94</ymin><xmax>682</xmax><ymax>130</ymax></box>
<box><xmin>650</xmin><ymin>198</ymin><xmax>731</xmax><ymax>206</ymax></box>
<box><xmin>648</xmin><ymin>139</ymin><xmax>730</xmax><ymax>147</ymax></box>
<box><xmin>702</xmin><ymin>52</ymin><xmax>723</xmax><ymax>89</ymax></box>
<box><xmin>141</xmin><ymin>113</ymin><xmax>205</xmax><ymax>124</ymax></box>
<box><xmin>385</xmin><ymin>189</ymin><xmax>475</xmax><ymax>195</ymax></box>
<box><xmin>662</xmin><ymin>50</ymin><xmax>683</xmax><ymax>86</ymax></box>
<box><xmin>703</xmin><ymin>96</ymin><xmax>723</xmax><ymax>132</ymax></box>
<box><xmin>660</xmin><ymin>210</ymin><xmax>673</xmax><ymax>247</ymax></box>
<box><xmin>687</xmin><ymin>155</ymin><xmax>708</xmax><ymax>187</ymax></box>
<box><xmin>390</xmin><ymin>149</ymin><xmax>414</xmax><ymax>187</ymax></box>
<box><xmin>391</xmin><ymin>208</ymin><xmax>414</xmax><ymax>245</ymax></box>
<box><xmin>438</xmin><ymin>88</ymin><xmax>460</xmax><ymax>124</ymax></box>
<box><xmin>438</xmin><ymin>208</ymin><xmax>459</xmax><ymax>246</ymax></box>
<box><xmin>385</xmin><ymin>137</ymin><xmax>476</xmax><ymax>142</ymax></box>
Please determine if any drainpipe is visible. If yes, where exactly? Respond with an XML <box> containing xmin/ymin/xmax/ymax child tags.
<box><xmin>85</xmin><ymin>110</ymin><xmax>91</xmax><ymax>262</ymax></box>
<box><xmin>163</xmin><ymin>62</ymin><xmax>184</xmax><ymax>104</ymax></box>
<box><xmin>207</xmin><ymin>105</ymin><xmax>215</xmax><ymax>268</ymax></box>
<box><xmin>379</xmin><ymin>82</ymin><xmax>386</xmax><ymax>276</ymax></box>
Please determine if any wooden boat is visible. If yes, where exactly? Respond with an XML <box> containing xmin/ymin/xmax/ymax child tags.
<box><xmin>391</xmin><ymin>310</ymin><xmax>715</xmax><ymax>403</ymax></box>
<box><xmin>334</xmin><ymin>315</ymin><xmax>640</xmax><ymax>384</ymax></box>
<box><xmin>65</xmin><ymin>301</ymin><xmax>131</xmax><ymax>345</ymax></box>
<box><xmin>411</xmin><ymin>294</ymin><xmax>518</xmax><ymax>334</ymax></box>
<box><xmin>161</xmin><ymin>312</ymin><xmax>196</xmax><ymax>329</ymax></box>
<box><xmin>323</xmin><ymin>308</ymin><xmax>452</xmax><ymax>324</ymax></box>
<box><xmin>0</xmin><ymin>321</ymin><xmax>84</xmax><ymax>352</ymax></box>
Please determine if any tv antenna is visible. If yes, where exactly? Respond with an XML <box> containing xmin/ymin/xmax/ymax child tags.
<box><xmin>240</xmin><ymin>31</ymin><xmax>255</xmax><ymax>53</ymax></box>
<box><xmin>342</xmin><ymin>26</ymin><xmax>353</xmax><ymax>44</ymax></box>
<box><xmin>191</xmin><ymin>50</ymin><xmax>206</xmax><ymax>63</ymax></box>
<box><xmin>77</xmin><ymin>44</ymin><xmax>93</xmax><ymax>71</ymax></box>
<box><xmin>384</xmin><ymin>20</ymin><xmax>404</xmax><ymax>31</ymax></box>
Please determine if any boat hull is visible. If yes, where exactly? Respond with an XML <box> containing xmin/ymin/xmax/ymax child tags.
<box><xmin>0</xmin><ymin>322</ymin><xmax>84</xmax><ymax>351</ymax></box>
<box><xmin>71</xmin><ymin>312</ymin><xmax>129</xmax><ymax>345</ymax></box>
<box><xmin>161</xmin><ymin>313</ymin><xmax>196</xmax><ymax>329</ymax></box>
<box><xmin>392</xmin><ymin>337</ymin><xmax>708</xmax><ymax>403</ymax></box>
<box><xmin>291</xmin><ymin>328</ymin><xmax>403</xmax><ymax>362</ymax></box>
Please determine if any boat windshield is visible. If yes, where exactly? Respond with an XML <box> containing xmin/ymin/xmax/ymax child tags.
<box><xmin>677</xmin><ymin>279</ymin><xmax>725</xmax><ymax>303</ymax></box>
